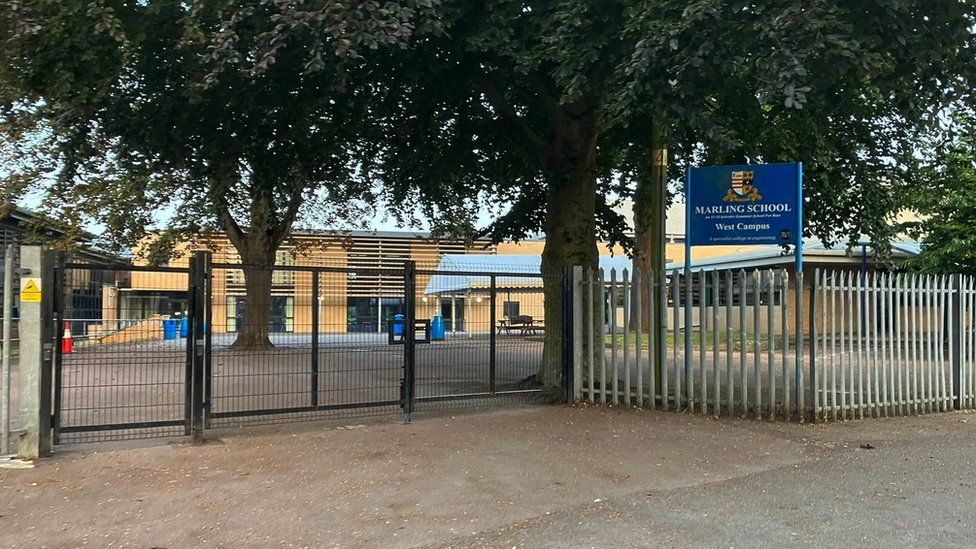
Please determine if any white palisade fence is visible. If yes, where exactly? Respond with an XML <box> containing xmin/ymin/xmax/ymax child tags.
<box><xmin>811</xmin><ymin>270</ymin><xmax>976</xmax><ymax>421</ymax></box>
<box><xmin>571</xmin><ymin>264</ymin><xmax>976</xmax><ymax>422</ymax></box>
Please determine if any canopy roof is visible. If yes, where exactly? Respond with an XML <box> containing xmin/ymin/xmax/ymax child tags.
<box><xmin>423</xmin><ymin>254</ymin><xmax>632</xmax><ymax>295</ymax></box>
<box><xmin>424</xmin><ymin>239</ymin><xmax>921</xmax><ymax>294</ymax></box>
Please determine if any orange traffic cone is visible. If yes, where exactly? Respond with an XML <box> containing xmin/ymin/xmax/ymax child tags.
<box><xmin>62</xmin><ymin>322</ymin><xmax>73</xmax><ymax>354</ymax></box>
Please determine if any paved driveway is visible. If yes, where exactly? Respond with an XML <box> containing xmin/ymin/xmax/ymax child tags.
<box><xmin>2</xmin><ymin>406</ymin><xmax>976</xmax><ymax>547</ymax></box>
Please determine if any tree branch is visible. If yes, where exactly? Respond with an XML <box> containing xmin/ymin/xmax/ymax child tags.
<box><xmin>274</xmin><ymin>180</ymin><xmax>305</xmax><ymax>243</ymax></box>
<box><xmin>478</xmin><ymin>77</ymin><xmax>552</xmax><ymax>161</ymax></box>
<box><xmin>209</xmin><ymin>175</ymin><xmax>246</xmax><ymax>251</ymax></box>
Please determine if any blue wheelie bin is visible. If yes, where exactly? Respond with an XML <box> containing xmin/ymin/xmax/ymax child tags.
<box><xmin>431</xmin><ymin>314</ymin><xmax>446</xmax><ymax>341</ymax></box>
<box><xmin>163</xmin><ymin>319</ymin><xmax>179</xmax><ymax>340</ymax></box>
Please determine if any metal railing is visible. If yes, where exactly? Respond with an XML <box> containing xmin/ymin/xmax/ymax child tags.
<box><xmin>572</xmin><ymin>265</ymin><xmax>976</xmax><ymax>422</ymax></box>
<box><xmin>811</xmin><ymin>270</ymin><xmax>975</xmax><ymax>420</ymax></box>
<box><xmin>573</xmin><ymin>266</ymin><xmax>800</xmax><ymax>419</ymax></box>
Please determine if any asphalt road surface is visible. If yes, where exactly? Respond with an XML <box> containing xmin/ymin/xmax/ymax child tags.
<box><xmin>2</xmin><ymin>405</ymin><xmax>976</xmax><ymax>547</ymax></box>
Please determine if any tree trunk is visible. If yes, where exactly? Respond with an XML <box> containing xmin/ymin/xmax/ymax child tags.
<box><xmin>232</xmin><ymin>265</ymin><xmax>274</xmax><ymax>348</ymax></box>
<box><xmin>538</xmin><ymin>151</ymin><xmax>600</xmax><ymax>390</ymax></box>
<box><xmin>215</xmin><ymin>179</ymin><xmax>301</xmax><ymax>351</ymax></box>
<box><xmin>631</xmin><ymin>118</ymin><xmax>669</xmax><ymax>389</ymax></box>
<box><xmin>629</xmin><ymin>118</ymin><xmax>668</xmax><ymax>330</ymax></box>
<box><xmin>229</xmin><ymin>233</ymin><xmax>279</xmax><ymax>350</ymax></box>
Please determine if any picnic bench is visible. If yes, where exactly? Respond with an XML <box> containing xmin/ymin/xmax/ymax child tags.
<box><xmin>497</xmin><ymin>315</ymin><xmax>544</xmax><ymax>335</ymax></box>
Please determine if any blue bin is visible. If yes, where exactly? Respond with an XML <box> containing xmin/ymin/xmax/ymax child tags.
<box><xmin>163</xmin><ymin>319</ymin><xmax>179</xmax><ymax>340</ymax></box>
<box><xmin>393</xmin><ymin>314</ymin><xmax>405</xmax><ymax>336</ymax></box>
<box><xmin>179</xmin><ymin>317</ymin><xmax>189</xmax><ymax>338</ymax></box>
<box><xmin>430</xmin><ymin>314</ymin><xmax>445</xmax><ymax>341</ymax></box>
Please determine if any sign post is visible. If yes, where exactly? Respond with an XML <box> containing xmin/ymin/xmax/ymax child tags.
<box><xmin>793</xmin><ymin>162</ymin><xmax>804</xmax><ymax>417</ymax></box>
<box><xmin>685</xmin><ymin>162</ymin><xmax>805</xmax><ymax>415</ymax></box>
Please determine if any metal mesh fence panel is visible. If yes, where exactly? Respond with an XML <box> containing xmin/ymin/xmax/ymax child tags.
<box><xmin>207</xmin><ymin>264</ymin><xmax>404</xmax><ymax>427</ymax></box>
<box><xmin>51</xmin><ymin>254</ymin><xmax>565</xmax><ymax>442</ymax></box>
<box><xmin>56</xmin><ymin>264</ymin><xmax>189</xmax><ymax>443</ymax></box>
<box><xmin>414</xmin><ymin>269</ymin><xmax>551</xmax><ymax>408</ymax></box>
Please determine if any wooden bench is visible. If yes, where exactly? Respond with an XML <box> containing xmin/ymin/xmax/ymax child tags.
<box><xmin>497</xmin><ymin>315</ymin><xmax>544</xmax><ymax>335</ymax></box>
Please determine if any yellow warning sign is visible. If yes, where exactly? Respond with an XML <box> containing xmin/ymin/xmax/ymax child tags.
<box><xmin>20</xmin><ymin>278</ymin><xmax>42</xmax><ymax>303</ymax></box>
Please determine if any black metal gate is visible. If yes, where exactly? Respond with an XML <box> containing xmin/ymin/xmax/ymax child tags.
<box><xmin>54</xmin><ymin>252</ymin><xmax>563</xmax><ymax>443</ymax></box>
<box><xmin>204</xmin><ymin>260</ymin><xmax>407</xmax><ymax>427</ymax></box>
<box><xmin>53</xmin><ymin>261</ymin><xmax>192</xmax><ymax>443</ymax></box>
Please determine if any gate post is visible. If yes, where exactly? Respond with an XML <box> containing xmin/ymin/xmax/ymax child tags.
<box><xmin>184</xmin><ymin>255</ymin><xmax>194</xmax><ymax>435</ymax></box>
<box><xmin>560</xmin><ymin>266</ymin><xmax>575</xmax><ymax>402</ymax></box>
<box><xmin>16</xmin><ymin>246</ymin><xmax>55</xmax><ymax>459</ymax></box>
<box><xmin>402</xmin><ymin>261</ymin><xmax>417</xmax><ymax>422</ymax></box>
<box><xmin>2</xmin><ymin>245</ymin><xmax>14</xmax><ymax>455</ymax></box>
<box><xmin>203</xmin><ymin>252</ymin><xmax>213</xmax><ymax>428</ymax></box>
<box><xmin>311</xmin><ymin>270</ymin><xmax>320</xmax><ymax>408</ymax></box>
<box><xmin>188</xmin><ymin>251</ymin><xmax>209</xmax><ymax>441</ymax></box>
<box><xmin>51</xmin><ymin>251</ymin><xmax>65</xmax><ymax>445</ymax></box>
<box><xmin>489</xmin><ymin>275</ymin><xmax>497</xmax><ymax>395</ymax></box>
<box><xmin>951</xmin><ymin>273</ymin><xmax>962</xmax><ymax>410</ymax></box>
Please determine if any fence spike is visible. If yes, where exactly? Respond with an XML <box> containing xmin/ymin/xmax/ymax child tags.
<box><xmin>725</xmin><ymin>269</ymin><xmax>735</xmax><ymax>417</ymax></box>
<box><xmin>634</xmin><ymin>265</ymin><xmax>644</xmax><ymax>407</ymax></box>
<box><xmin>739</xmin><ymin>269</ymin><xmax>748</xmax><ymax>417</ymax></box>
<box><xmin>752</xmin><ymin>269</ymin><xmax>762</xmax><ymax>418</ymax></box>
<box><xmin>609</xmin><ymin>268</ymin><xmax>619</xmax><ymax>405</ymax></box>
<box><xmin>781</xmin><ymin>268</ymin><xmax>790</xmax><ymax>419</ymax></box>
<box><xmin>587</xmin><ymin>267</ymin><xmax>595</xmax><ymax>402</ymax></box>
<box><xmin>711</xmin><ymin>270</ymin><xmax>720</xmax><ymax>417</ymax></box>
<box><xmin>669</xmin><ymin>269</ymin><xmax>680</xmax><ymax>411</ymax></box>
<box><xmin>599</xmin><ymin>268</ymin><xmax>607</xmax><ymax>405</ymax></box>
<box><xmin>622</xmin><ymin>268</ymin><xmax>631</xmax><ymax>407</ymax></box>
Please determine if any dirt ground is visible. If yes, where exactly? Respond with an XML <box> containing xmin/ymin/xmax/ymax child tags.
<box><xmin>3</xmin><ymin>404</ymin><xmax>976</xmax><ymax>548</ymax></box>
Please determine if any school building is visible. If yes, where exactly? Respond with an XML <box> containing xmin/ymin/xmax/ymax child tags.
<box><xmin>85</xmin><ymin>202</ymin><xmax>920</xmax><ymax>338</ymax></box>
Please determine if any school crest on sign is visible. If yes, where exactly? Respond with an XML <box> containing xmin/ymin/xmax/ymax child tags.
<box><xmin>723</xmin><ymin>170</ymin><xmax>762</xmax><ymax>202</ymax></box>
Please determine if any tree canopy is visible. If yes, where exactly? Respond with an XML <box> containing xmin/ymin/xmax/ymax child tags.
<box><xmin>0</xmin><ymin>0</ymin><xmax>439</xmax><ymax>346</ymax></box>
<box><xmin>905</xmin><ymin>121</ymin><xmax>976</xmax><ymax>275</ymax></box>
<box><xmin>2</xmin><ymin>0</ymin><xmax>974</xmax><ymax>369</ymax></box>
<box><xmin>368</xmin><ymin>0</ymin><xmax>976</xmax><ymax>384</ymax></box>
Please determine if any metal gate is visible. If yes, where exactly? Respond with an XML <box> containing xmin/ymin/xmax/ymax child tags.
<box><xmin>205</xmin><ymin>260</ymin><xmax>407</xmax><ymax>427</ymax></box>
<box><xmin>53</xmin><ymin>252</ymin><xmax>561</xmax><ymax>443</ymax></box>
<box><xmin>54</xmin><ymin>261</ymin><xmax>192</xmax><ymax>443</ymax></box>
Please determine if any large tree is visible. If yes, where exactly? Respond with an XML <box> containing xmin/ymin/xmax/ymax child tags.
<box><xmin>370</xmin><ymin>1</ymin><xmax>975</xmax><ymax>388</ymax></box>
<box><xmin>0</xmin><ymin>0</ymin><xmax>439</xmax><ymax>347</ymax></box>
<box><xmin>905</xmin><ymin>121</ymin><xmax>976</xmax><ymax>274</ymax></box>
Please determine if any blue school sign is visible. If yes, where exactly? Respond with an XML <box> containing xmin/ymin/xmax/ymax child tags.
<box><xmin>682</xmin><ymin>162</ymin><xmax>804</xmax><ymax>409</ymax></box>
<box><xmin>686</xmin><ymin>162</ymin><xmax>802</xmax><ymax>247</ymax></box>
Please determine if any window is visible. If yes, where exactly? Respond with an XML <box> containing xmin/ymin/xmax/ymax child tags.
<box><xmin>380</xmin><ymin>298</ymin><xmax>405</xmax><ymax>333</ymax></box>
<box><xmin>440</xmin><ymin>298</ymin><xmax>465</xmax><ymax>332</ymax></box>
<box><xmin>275</xmin><ymin>297</ymin><xmax>295</xmax><ymax>333</ymax></box>
<box><xmin>226</xmin><ymin>296</ymin><xmax>295</xmax><ymax>333</ymax></box>
<box><xmin>503</xmin><ymin>301</ymin><xmax>520</xmax><ymax>319</ymax></box>
<box><xmin>347</xmin><ymin>297</ymin><xmax>378</xmax><ymax>333</ymax></box>
<box><xmin>272</xmin><ymin>250</ymin><xmax>295</xmax><ymax>285</ymax></box>
<box><xmin>226</xmin><ymin>297</ymin><xmax>239</xmax><ymax>332</ymax></box>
